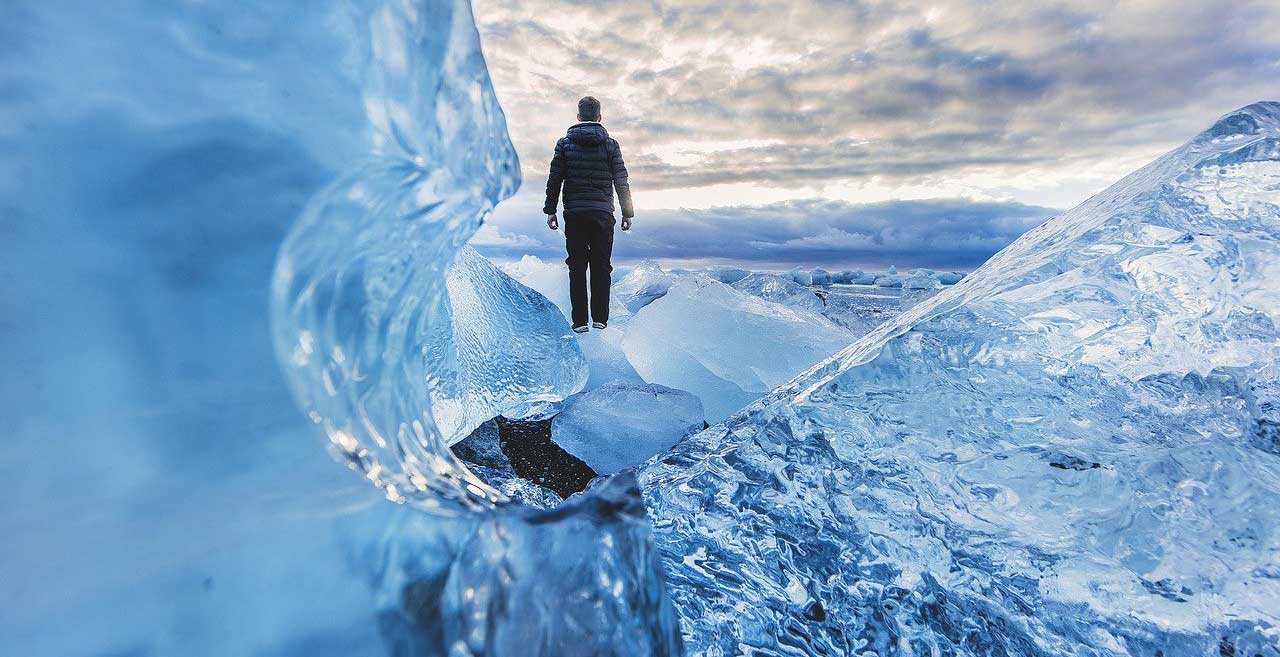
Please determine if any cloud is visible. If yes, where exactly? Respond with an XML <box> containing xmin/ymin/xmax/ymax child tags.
<box><xmin>473</xmin><ymin>197</ymin><xmax>1057</xmax><ymax>270</ymax></box>
<box><xmin>475</xmin><ymin>0</ymin><xmax>1280</xmax><ymax>210</ymax></box>
<box><xmin>471</xmin><ymin>0</ymin><xmax>1277</xmax><ymax>268</ymax></box>
<box><xmin>469</xmin><ymin>222</ymin><xmax>543</xmax><ymax>249</ymax></box>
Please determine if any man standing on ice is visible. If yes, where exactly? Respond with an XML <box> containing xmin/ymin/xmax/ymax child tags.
<box><xmin>544</xmin><ymin>95</ymin><xmax>635</xmax><ymax>333</ymax></box>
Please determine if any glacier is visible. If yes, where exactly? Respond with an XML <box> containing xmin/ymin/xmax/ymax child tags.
<box><xmin>638</xmin><ymin>102</ymin><xmax>1280</xmax><ymax>656</ymax></box>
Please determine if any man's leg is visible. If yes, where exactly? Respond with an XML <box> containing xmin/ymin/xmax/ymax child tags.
<box><xmin>563</xmin><ymin>215</ymin><xmax>590</xmax><ymax>328</ymax></box>
<box><xmin>587</xmin><ymin>211</ymin><xmax>615</xmax><ymax>325</ymax></box>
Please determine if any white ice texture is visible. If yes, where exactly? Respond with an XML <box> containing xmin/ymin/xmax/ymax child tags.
<box><xmin>639</xmin><ymin>102</ymin><xmax>1280</xmax><ymax>656</ymax></box>
<box><xmin>551</xmin><ymin>382</ymin><xmax>705</xmax><ymax>474</ymax></box>
<box><xmin>507</xmin><ymin>257</ymin><xmax>855</xmax><ymax>413</ymax></box>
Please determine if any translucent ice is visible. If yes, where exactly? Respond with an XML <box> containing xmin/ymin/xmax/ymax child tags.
<box><xmin>623</xmin><ymin>274</ymin><xmax>853</xmax><ymax>421</ymax></box>
<box><xmin>640</xmin><ymin>102</ymin><xmax>1280</xmax><ymax>656</ymax></box>
<box><xmin>436</xmin><ymin>246</ymin><xmax>588</xmax><ymax>442</ymax></box>
<box><xmin>551</xmin><ymin>382</ymin><xmax>705</xmax><ymax>474</ymax></box>
<box><xmin>4</xmin><ymin>1</ymin><xmax>680</xmax><ymax>654</ymax></box>
<box><xmin>732</xmin><ymin>271</ymin><xmax>825</xmax><ymax>313</ymax></box>
<box><xmin>503</xmin><ymin>256</ymin><xmax>641</xmax><ymax>392</ymax></box>
<box><xmin>612</xmin><ymin>259</ymin><xmax>675</xmax><ymax>312</ymax></box>
<box><xmin>784</xmin><ymin>266</ymin><xmax>813</xmax><ymax>285</ymax></box>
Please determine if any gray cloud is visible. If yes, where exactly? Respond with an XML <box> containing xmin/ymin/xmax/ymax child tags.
<box><xmin>475</xmin><ymin>197</ymin><xmax>1057</xmax><ymax>269</ymax></box>
<box><xmin>477</xmin><ymin>0</ymin><xmax>1280</xmax><ymax>195</ymax></box>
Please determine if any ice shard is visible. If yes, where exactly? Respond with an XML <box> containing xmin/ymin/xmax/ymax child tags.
<box><xmin>437</xmin><ymin>246</ymin><xmax>587</xmax><ymax>443</ymax></box>
<box><xmin>639</xmin><ymin>103</ymin><xmax>1280</xmax><ymax>655</ymax></box>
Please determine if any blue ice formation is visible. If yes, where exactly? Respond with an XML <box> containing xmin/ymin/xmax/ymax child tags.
<box><xmin>612</xmin><ymin>259</ymin><xmax>676</xmax><ymax>312</ymax></box>
<box><xmin>263</xmin><ymin>0</ymin><xmax>684</xmax><ymax>652</ymax></box>
<box><xmin>438</xmin><ymin>246</ymin><xmax>587</xmax><ymax>442</ymax></box>
<box><xmin>8</xmin><ymin>0</ymin><xmax>1280</xmax><ymax>654</ymax></box>
<box><xmin>551</xmin><ymin>382</ymin><xmax>705</xmax><ymax>474</ymax></box>
<box><xmin>639</xmin><ymin>102</ymin><xmax>1280</xmax><ymax>655</ymax></box>
<box><xmin>5</xmin><ymin>0</ymin><xmax>680</xmax><ymax>655</ymax></box>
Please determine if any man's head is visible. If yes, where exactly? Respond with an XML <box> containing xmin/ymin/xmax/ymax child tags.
<box><xmin>577</xmin><ymin>96</ymin><xmax>602</xmax><ymax>123</ymax></box>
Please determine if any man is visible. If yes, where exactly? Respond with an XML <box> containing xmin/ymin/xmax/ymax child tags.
<box><xmin>544</xmin><ymin>95</ymin><xmax>634</xmax><ymax>333</ymax></box>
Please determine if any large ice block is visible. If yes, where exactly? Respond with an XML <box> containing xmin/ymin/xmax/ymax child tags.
<box><xmin>551</xmin><ymin>382</ymin><xmax>705</xmax><ymax>474</ymax></box>
<box><xmin>640</xmin><ymin>103</ymin><xmax>1280</xmax><ymax>656</ymax></box>
<box><xmin>436</xmin><ymin>246</ymin><xmax>587</xmax><ymax>442</ymax></box>
<box><xmin>623</xmin><ymin>274</ymin><xmax>853</xmax><ymax>421</ymax></box>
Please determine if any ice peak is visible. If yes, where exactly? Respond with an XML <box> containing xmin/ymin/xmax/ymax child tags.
<box><xmin>1197</xmin><ymin>100</ymin><xmax>1280</xmax><ymax>141</ymax></box>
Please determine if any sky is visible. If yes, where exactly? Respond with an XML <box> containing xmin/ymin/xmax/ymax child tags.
<box><xmin>469</xmin><ymin>0</ymin><xmax>1280</xmax><ymax>270</ymax></box>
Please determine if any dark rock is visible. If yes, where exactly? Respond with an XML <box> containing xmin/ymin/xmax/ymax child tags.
<box><xmin>496</xmin><ymin>416</ymin><xmax>597</xmax><ymax>498</ymax></box>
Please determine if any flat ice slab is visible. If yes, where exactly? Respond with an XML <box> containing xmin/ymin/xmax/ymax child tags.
<box><xmin>551</xmin><ymin>382</ymin><xmax>705</xmax><ymax>474</ymax></box>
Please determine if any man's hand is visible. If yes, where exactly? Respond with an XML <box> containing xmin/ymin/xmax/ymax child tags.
<box><xmin>546</xmin><ymin>213</ymin><xmax>558</xmax><ymax>231</ymax></box>
<box><xmin>621</xmin><ymin>216</ymin><xmax>632</xmax><ymax>232</ymax></box>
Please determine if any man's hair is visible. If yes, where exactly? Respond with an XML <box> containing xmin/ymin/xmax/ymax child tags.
<box><xmin>577</xmin><ymin>96</ymin><xmax>601</xmax><ymax>122</ymax></box>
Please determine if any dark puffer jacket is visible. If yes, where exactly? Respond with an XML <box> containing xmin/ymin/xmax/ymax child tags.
<box><xmin>543</xmin><ymin>122</ymin><xmax>634</xmax><ymax>218</ymax></box>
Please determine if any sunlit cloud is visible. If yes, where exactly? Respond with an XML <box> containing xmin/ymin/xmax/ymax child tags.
<box><xmin>473</xmin><ymin>0</ymin><xmax>1280</xmax><ymax>266</ymax></box>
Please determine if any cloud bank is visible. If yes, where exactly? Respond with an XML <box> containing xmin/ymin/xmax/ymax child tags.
<box><xmin>476</xmin><ymin>198</ymin><xmax>1056</xmax><ymax>269</ymax></box>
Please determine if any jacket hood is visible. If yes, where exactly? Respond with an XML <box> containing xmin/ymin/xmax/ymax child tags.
<box><xmin>566</xmin><ymin>122</ymin><xmax>608</xmax><ymax>146</ymax></box>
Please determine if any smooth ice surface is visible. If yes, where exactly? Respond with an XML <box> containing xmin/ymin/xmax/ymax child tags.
<box><xmin>624</xmin><ymin>274</ymin><xmax>853</xmax><ymax>421</ymax></box>
<box><xmin>732</xmin><ymin>271</ymin><xmax>825</xmax><ymax>313</ymax></box>
<box><xmin>551</xmin><ymin>382</ymin><xmax>705</xmax><ymax>474</ymax></box>
<box><xmin>640</xmin><ymin>103</ymin><xmax>1280</xmax><ymax>656</ymax></box>
<box><xmin>704</xmin><ymin>266</ymin><xmax>751</xmax><ymax>285</ymax></box>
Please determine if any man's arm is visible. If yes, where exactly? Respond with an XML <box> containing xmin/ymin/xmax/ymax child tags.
<box><xmin>609</xmin><ymin>139</ymin><xmax>635</xmax><ymax>223</ymax></box>
<box><xmin>543</xmin><ymin>139</ymin><xmax>567</xmax><ymax>218</ymax></box>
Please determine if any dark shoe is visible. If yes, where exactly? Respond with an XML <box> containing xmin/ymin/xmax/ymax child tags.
<box><xmin>592</xmin><ymin>321</ymin><xmax>607</xmax><ymax>330</ymax></box>
<box><xmin>572</xmin><ymin>324</ymin><xmax>589</xmax><ymax>333</ymax></box>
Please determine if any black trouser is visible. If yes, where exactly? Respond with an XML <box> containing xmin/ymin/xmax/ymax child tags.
<box><xmin>563</xmin><ymin>209</ymin><xmax>615</xmax><ymax>326</ymax></box>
